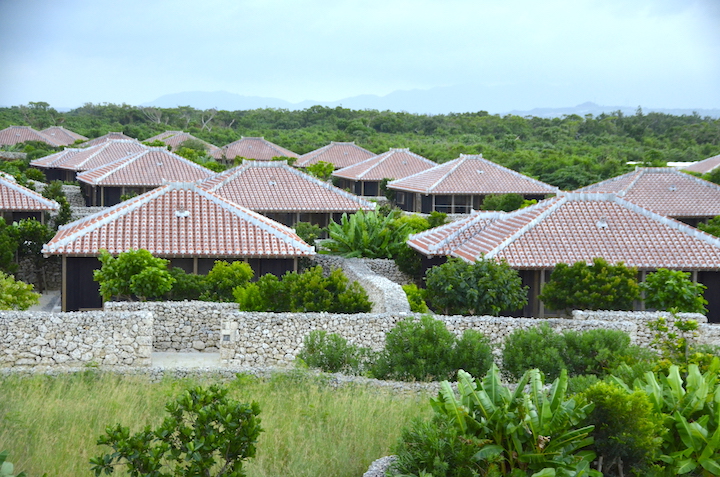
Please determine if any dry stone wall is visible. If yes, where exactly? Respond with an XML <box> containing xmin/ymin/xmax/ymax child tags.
<box><xmin>0</xmin><ymin>310</ymin><xmax>152</xmax><ymax>367</ymax></box>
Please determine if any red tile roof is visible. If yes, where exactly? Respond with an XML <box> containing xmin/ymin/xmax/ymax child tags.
<box><xmin>575</xmin><ymin>167</ymin><xmax>720</xmax><ymax>218</ymax></box>
<box><xmin>682</xmin><ymin>154</ymin><xmax>720</xmax><ymax>174</ymax></box>
<box><xmin>221</xmin><ymin>137</ymin><xmax>298</xmax><ymax>161</ymax></box>
<box><xmin>42</xmin><ymin>182</ymin><xmax>314</xmax><ymax>258</ymax></box>
<box><xmin>0</xmin><ymin>126</ymin><xmax>63</xmax><ymax>147</ymax></box>
<box><xmin>388</xmin><ymin>154</ymin><xmax>558</xmax><ymax>195</ymax></box>
<box><xmin>144</xmin><ymin>131</ymin><xmax>222</xmax><ymax>159</ymax></box>
<box><xmin>31</xmin><ymin>140</ymin><xmax>148</xmax><ymax>172</ymax></box>
<box><xmin>40</xmin><ymin>126</ymin><xmax>88</xmax><ymax>146</ymax></box>
<box><xmin>80</xmin><ymin>132</ymin><xmax>135</xmax><ymax>148</ymax></box>
<box><xmin>408</xmin><ymin>192</ymin><xmax>720</xmax><ymax>270</ymax></box>
<box><xmin>296</xmin><ymin>142</ymin><xmax>376</xmax><ymax>168</ymax></box>
<box><xmin>332</xmin><ymin>148</ymin><xmax>436</xmax><ymax>182</ymax></box>
<box><xmin>0</xmin><ymin>175</ymin><xmax>59</xmax><ymax>212</ymax></box>
<box><xmin>76</xmin><ymin>148</ymin><xmax>215</xmax><ymax>187</ymax></box>
<box><xmin>199</xmin><ymin>160</ymin><xmax>375</xmax><ymax>212</ymax></box>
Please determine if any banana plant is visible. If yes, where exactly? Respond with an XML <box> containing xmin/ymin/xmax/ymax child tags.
<box><xmin>431</xmin><ymin>365</ymin><xmax>599</xmax><ymax>477</ymax></box>
<box><xmin>612</xmin><ymin>358</ymin><xmax>720</xmax><ymax>476</ymax></box>
<box><xmin>322</xmin><ymin>210</ymin><xmax>411</xmax><ymax>258</ymax></box>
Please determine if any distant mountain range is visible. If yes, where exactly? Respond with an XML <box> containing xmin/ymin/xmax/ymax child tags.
<box><xmin>142</xmin><ymin>86</ymin><xmax>720</xmax><ymax>118</ymax></box>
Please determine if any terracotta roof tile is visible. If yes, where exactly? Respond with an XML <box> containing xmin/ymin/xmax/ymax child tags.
<box><xmin>408</xmin><ymin>192</ymin><xmax>720</xmax><ymax>270</ymax></box>
<box><xmin>332</xmin><ymin>148</ymin><xmax>436</xmax><ymax>181</ymax></box>
<box><xmin>221</xmin><ymin>137</ymin><xmax>298</xmax><ymax>161</ymax></box>
<box><xmin>0</xmin><ymin>175</ymin><xmax>59</xmax><ymax>212</ymax></box>
<box><xmin>199</xmin><ymin>161</ymin><xmax>375</xmax><ymax>212</ymax></box>
<box><xmin>40</xmin><ymin>126</ymin><xmax>88</xmax><ymax>146</ymax></box>
<box><xmin>31</xmin><ymin>140</ymin><xmax>147</xmax><ymax>172</ymax></box>
<box><xmin>0</xmin><ymin>126</ymin><xmax>63</xmax><ymax>147</ymax></box>
<box><xmin>682</xmin><ymin>154</ymin><xmax>720</xmax><ymax>174</ymax></box>
<box><xmin>80</xmin><ymin>132</ymin><xmax>135</xmax><ymax>148</ymax></box>
<box><xmin>296</xmin><ymin>142</ymin><xmax>375</xmax><ymax>168</ymax></box>
<box><xmin>42</xmin><ymin>182</ymin><xmax>314</xmax><ymax>257</ymax></box>
<box><xmin>575</xmin><ymin>167</ymin><xmax>720</xmax><ymax>218</ymax></box>
<box><xmin>76</xmin><ymin>148</ymin><xmax>215</xmax><ymax>186</ymax></box>
<box><xmin>144</xmin><ymin>131</ymin><xmax>222</xmax><ymax>159</ymax></box>
<box><xmin>388</xmin><ymin>154</ymin><xmax>558</xmax><ymax>195</ymax></box>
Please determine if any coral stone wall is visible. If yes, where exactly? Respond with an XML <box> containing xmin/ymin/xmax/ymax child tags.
<box><xmin>0</xmin><ymin>310</ymin><xmax>152</xmax><ymax>367</ymax></box>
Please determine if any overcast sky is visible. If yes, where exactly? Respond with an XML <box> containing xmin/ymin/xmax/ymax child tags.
<box><xmin>0</xmin><ymin>0</ymin><xmax>718</xmax><ymax>111</ymax></box>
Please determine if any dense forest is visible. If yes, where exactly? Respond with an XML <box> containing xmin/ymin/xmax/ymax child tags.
<box><xmin>2</xmin><ymin>102</ymin><xmax>719</xmax><ymax>190</ymax></box>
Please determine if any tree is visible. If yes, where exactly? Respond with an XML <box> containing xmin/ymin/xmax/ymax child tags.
<box><xmin>0</xmin><ymin>218</ymin><xmax>18</xmax><ymax>274</ymax></box>
<box><xmin>698</xmin><ymin>216</ymin><xmax>720</xmax><ymax>237</ymax></box>
<box><xmin>539</xmin><ymin>258</ymin><xmax>640</xmax><ymax>314</ymax></box>
<box><xmin>306</xmin><ymin>161</ymin><xmax>334</xmax><ymax>181</ymax></box>
<box><xmin>203</xmin><ymin>260</ymin><xmax>254</xmax><ymax>302</ymax></box>
<box><xmin>10</xmin><ymin>218</ymin><xmax>55</xmax><ymax>291</ymax></box>
<box><xmin>424</xmin><ymin>257</ymin><xmax>528</xmax><ymax>316</ymax></box>
<box><xmin>480</xmin><ymin>193</ymin><xmax>524</xmax><ymax>212</ymax></box>
<box><xmin>0</xmin><ymin>271</ymin><xmax>39</xmax><ymax>310</ymax></box>
<box><xmin>640</xmin><ymin>268</ymin><xmax>708</xmax><ymax>314</ymax></box>
<box><xmin>93</xmin><ymin>249</ymin><xmax>175</xmax><ymax>301</ymax></box>
<box><xmin>90</xmin><ymin>384</ymin><xmax>262</xmax><ymax>477</ymax></box>
<box><xmin>41</xmin><ymin>180</ymin><xmax>72</xmax><ymax>228</ymax></box>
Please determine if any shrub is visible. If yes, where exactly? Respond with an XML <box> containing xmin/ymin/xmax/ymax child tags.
<box><xmin>580</xmin><ymin>382</ymin><xmax>664</xmax><ymax>476</ymax></box>
<box><xmin>323</xmin><ymin>210</ymin><xmax>411</xmax><ymax>258</ymax></box>
<box><xmin>640</xmin><ymin>268</ymin><xmax>708</xmax><ymax>314</ymax></box>
<box><xmin>0</xmin><ymin>271</ymin><xmax>39</xmax><ymax>311</ymax></box>
<box><xmin>93</xmin><ymin>249</ymin><xmax>175</xmax><ymax>301</ymax></box>
<box><xmin>0</xmin><ymin>218</ymin><xmax>18</xmax><ymax>274</ymax></box>
<box><xmin>24</xmin><ymin>167</ymin><xmax>45</xmax><ymax>182</ymax></box>
<box><xmin>393</xmin><ymin>214</ymin><xmax>431</xmax><ymax>233</ymax></box>
<box><xmin>402</xmin><ymin>283</ymin><xmax>429</xmax><ymax>313</ymax></box>
<box><xmin>90</xmin><ymin>384</ymin><xmax>262</xmax><ymax>477</ymax></box>
<box><xmin>41</xmin><ymin>180</ymin><xmax>72</xmax><ymax>228</ymax></box>
<box><xmin>562</xmin><ymin>328</ymin><xmax>633</xmax><ymax>377</ymax></box>
<box><xmin>233</xmin><ymin>266</ymin><xmax>372</xmax><ymax>313</ymax></box>
<box><xmin>502</xmin><ymin>322</ymin><xmax>567</xmax><ymax>381</ymax></box>
<box><xmin>480</xmin><ymin>193</ymin><xmax>524</xmax><ymax>212</ymax></box>
<box><xmin>539</xmin><ymin>258</ymin><xmax>640</xmax><ymax>314</ymax></box>
<box><xmin>393</xmin><ymin>244</ymin><xmax>424</xmax><ymax>280</ymax></box>
<box><xmin>427</xmin><ymin>211</ymin><xmax>447</xmax><ymax>228</ymax></box>
<box><xmin>167</xmin><ymin>268</ymin><xmax>208</xmax><ymax>301</ymax></box>
<box><xmin>203</xmin><ymin>260</ymin><xmax>253</xmax><ymax>302</ymax></box>
<box><xmin>306</xmin><ymin>160</ymin><xmax>334</xmax><ymax>181</ymax></box>
<box><xmin>425</xmin><ymin>257</ymin><xmax>527</xmax><ymax>316</ymax></box>
<box><xmin>371</xmin><ymin>315</ymin><xmax>493</xmax><ymax>382</ymax></box>
<box><xmin>297</xmin><ymin>330</ymin><xmax>371</xmax><ymax>374</ymax></box>
<box><xmin>392</xmin><ymin>367</ymin><xmax>596</xmax><ymax>477</ymax></box>
<box><xmin>294</xmin><ymin>221</ymin><xmax>324</xmax><ymax>247</ymax></box>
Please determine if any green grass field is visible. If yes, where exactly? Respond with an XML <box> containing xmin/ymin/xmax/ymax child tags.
<box><xmin>0</xmin><ymin>370</ymin><xmax>431</xmax><ymax>477</ymax></box>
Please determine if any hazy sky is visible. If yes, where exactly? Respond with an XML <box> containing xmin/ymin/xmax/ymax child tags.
<box><xmin>1</xmin><ymin>0</ymin><xmax>718</xmax><ymax>110</ymax></box>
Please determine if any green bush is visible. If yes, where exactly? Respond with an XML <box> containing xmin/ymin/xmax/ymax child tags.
<box><xmin>539</xmin><ymin>258</ymin><xmax>640</xmax><ymax>314</ymax></box>
<box><xmin>480</xmin><ymin>193</ymin><xmax>524</xmax><ymax>211</ymax></box>
<box><xmin>427</xmin><ymin>211</ymin><xmax>447</xmax><ymax>228</ymax></box>
<box><xmin>294</xmin><ymin>221</ymin><xmax>324</xmax><ymax>247</ymax></box>
<box><xmin>371</xmin><ymin>315</ymin><xmax>493</xmax><ymax>382</ymax></box>
<box><xmin>296</xmin><ymin>330</ymin><xmax>371</xmax><ymax>374</ymax></box>
<box><xmin>306</xmin><ymin>160</ymin><xmax>334</xmax><ymax>181</ymax></box>
<box><xmin>580</xmin><ymin>382</ymin><xmax>664</xmax><ymax>477</ymax></box>
<box><xmin>93</xmin><ymin>249</ymin><xmax>175</xmax><ymax>301</ymax></box>
<box><xmin>90</xmin><ymin>384</ymin><xmax>262</xmax><ymax>477</ymax></box>
<box><xmin>562</xmin><ymin>328</ymin><xmax>633</xmax><ymax>376</ymax></box>
<box><xmin>392</xmin><ymin>366</ymin><xmax>597</xmax><ymax>477</ymax></box>
<box><xmin>203</xmin><ymin>260</ymin><xmax>254</xmax><ymax>302</ymax></box>
<box><xmin>41</xmin><ymin>180</ymin><xmax>72</xmax><ymax>228</ymax></box>
<box><xmin>502</xmin><ymin>322</ymin><xmax>567</xmax><ymax>381</ymax></box>
<box><xmin>424</xmin><ymin>258</ymin><xmax>527</xmax><ymax>316</ymax></box>
<box><xmin>402</xmin><ymin>283</ymin><xmax>429</xmax><ymax>313</ymax></box>
<box><xmin>24</xmin><ymin>167</ymin><xmax>45</xmax><ymax>182</ymax></box>
<box><xmin>640</xmin><ymin>268</ymin><xmax>708</xmax><ymax>314</ymax></box>
<box><xmin>0</xmin><ymin>218</ymin><xmax>18</xmax><ymax>274</ymax></box>
<box><xmin>0</xmin><ymin>271</ymin><xmax>39</xmax><ymax>311</ymax></box>
<box><xmin>167</xmin><ymin>268</ymin><xmax>209</xmax><ymax>301</ymax></box>
<box><xmin>393</xmin><ymin>244</ymin><xmax>424</xmax><ymax>280</ymax></box>
<box><xmin>233</xmin><ymin>266</ymin><xmax>372</xmax><ymax>313</ymax></box>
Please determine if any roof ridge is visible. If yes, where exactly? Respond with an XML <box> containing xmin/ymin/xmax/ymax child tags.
<box><xmin>425</xmin><ymin>156</ymin><xmax>467</xmax><ymax>193</ymax></box>
<box><xmin>466</xmin><ymin>154</ymin><xmax>559</xmax><ymax>192</ymax></box>
<box><xmin>483</xmin><ymin>197</ymin><xmax>565</xmax><ymax>260</ymax></box>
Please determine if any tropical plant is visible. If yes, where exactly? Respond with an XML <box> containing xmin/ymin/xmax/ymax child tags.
<box><xmin>424</xmin><ymin>257</ymin><xmax>527</xmax><ymax>316</ymax></box>
<box><xmin>613</xmin><ymin>360</ymin><xmax>720</xmax><ymax>476</ymax></box>
<box><xmin>392</xmin><ymin>366</ymin><xmax>598</xmax><ymax>477</ymax></box>
<box><xmin>323</xmin><ymin>210</ymin><xmax>412</xmax><ymax>258</ymax></box>
<box><xmin>306</xmin><ymin>160</ymin><xmax>335</xmax><ymax>181</ymax></box>
<box><xmin>539</xmin><ymin>258</ymin><xmax>640</xmax><ymax>314</ymax></box>
<box><xmin>641</xmin><ymin>268</ymin><xmax>708</xmax><ymax>314</ymax></box>
<box><xmin>93</xmin><ymin>249</ymin><xmax>175</xmax><ymax>301</ymax></box>
<box><xmin>0</xmin><ymin>271</ymin><xmax>39</xmax><ymax>310</ymax></box>
<box><xmin>90</xmin><ymin>384</ymin><xmax>262</xmax><ymax>477</ymax></box>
